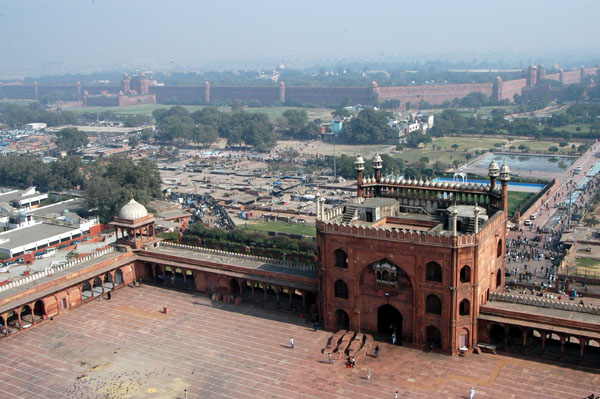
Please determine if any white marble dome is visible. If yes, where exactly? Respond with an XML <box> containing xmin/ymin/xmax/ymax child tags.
<box><xmin>118</xmin><ymin>197</ymin><xmax>148</xmax><ymax>220</ymax></box>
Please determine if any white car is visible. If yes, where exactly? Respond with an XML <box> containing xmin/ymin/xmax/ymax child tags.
<box><xmin>524</xmin><ymin>220</ymin><xmax>532</xmax><ymax>226</ymax></box>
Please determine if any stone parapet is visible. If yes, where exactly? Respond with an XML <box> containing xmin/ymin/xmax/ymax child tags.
<box><xmin>489</xmin><ymin>291</ymin><xmax>600</xmax><ymax>315</ymax></box>
<box><xmin>159</xmin><ymin>241</ymin><xmax>315</xmax><ymax>271</ymax></box>
<box><xmin>0</xmin><ymin>247</ymin><xmax>116</xmax><ymax>293</ymax></box>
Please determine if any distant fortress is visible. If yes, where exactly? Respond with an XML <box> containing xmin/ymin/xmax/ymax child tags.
<box><xmin>0</xmin><ymin>65</ymin><xmax>597</xmax><ymax>109</ymax></box>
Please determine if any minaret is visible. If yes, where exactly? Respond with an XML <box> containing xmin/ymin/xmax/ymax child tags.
<box><xmin>451</xmin><ymin>206</ymin><xmax>458</xmax><ymax>236</ymax></box>
<box><xmin>354</xmin><ymin>155</ymin><xmax>365</xmax><ymax>198</ymax></box>
<box><xmin>279</xmin><ymin>81</ymin><xmax>286</xmax><ymax>103</ymax></box>
<box><xmin>488</xmin><ymin>159</ymin><xmax>499</xmax><ymax>189</ymax></box>
<box><xmin>372</xmin><ymin>152</ymin><xmax>383</xmax><ymax>183</ymax></box>
<box><xmin>473</xmin><ymin>203</ymin><xmax>480</xmax><ymax>233</ymax></box>
<box><xmin>204</xmin><ymin>81</ymin><xmax>211</xmax><ymax>104</ymax></box>
<box><xmin>499</xmin><ymin>162</ymin><xmax>510</xmax><ymax>213</ymax></box>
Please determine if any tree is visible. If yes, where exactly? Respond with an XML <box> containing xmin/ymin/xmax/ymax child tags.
<box><xmin>341</xmin><ymin>108</ymin><xmax>394</xmax><ymax>143</ymax></box>
<box><xmin>191</xmin><ymin>125</ymin><xmax>218</xmax><ymax>148</ymax></box>
<box><xmin>451</xmin><ymin>144</ymin><xmax>460</xmax><ymax>151</ymax></box>
<box><xmin>54</xmin><ymin>127</ymin><xmax>88</xmax><ymax>155</ymax></box>
<box><xmin>128</xmin><ymin>135</ymin><xmax>139</xmax><ymax>148</ymax></box>
<box><xmin>548</xmin><ymin>146</ymin><xmax>559</xmax><ymax>153</ymax></box>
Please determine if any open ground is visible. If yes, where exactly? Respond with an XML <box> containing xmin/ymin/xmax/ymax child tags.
<box><xmin>0</xmin><ymin>285</ymin><xmax>597</xmax><ymax>399</ymax></box>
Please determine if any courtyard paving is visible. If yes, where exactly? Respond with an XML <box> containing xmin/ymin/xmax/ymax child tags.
<box><xmin>0</xmin><ymin>285</ymin><xmax>598</xmax><ymax>399</ymax></box>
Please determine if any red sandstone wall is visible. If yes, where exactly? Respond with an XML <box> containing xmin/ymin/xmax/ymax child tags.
<box><xmin>85</xmin><ymin>95</ymin><xmax>120</xmax><ymax>107</ymax></box>
<box><xmin>285</xmin><ymin>87</ymin><xmax>373</xmax><ymax>106</ymax></box>
<box><xmin>210</xmin><ymin>86</ymin><xmax>279</xmax><ymax>105</ymax></box>
<box><xmin>375</xmin><ymin>83</ymin><xmax>493</xmax><ymax>107</ymax></box>
<box><xmin>545</xmin><ymin>73</ymin><xmax>560</xmax><ymax>82</ymax></box>
<box><xmin>118</xmin><ymin>94</ymin><xmax>156</xmax><ymax>106</ymax></box>
<box><xmin>561</xmin><ymin>70</ymin><xmax>581</xmax><ymax>85</ymax></box>
<box><xmin>0</xmin><ymin>85</ymin><xmax>35</xmax><ymax>99</ymax></box>
<box><xmin>498</xmin><ymin>79</ymin><xmax>527</xmax><ymax>101</ymax></box>
<box><xmin>584</xmin><ymin>67</ymin><xmax>599</xmax><ymax>76</ymax></box>
<box><xmin>81</xmin><ymin>85</ymin><xmax>121</xmax><ymax>95</ymax></box>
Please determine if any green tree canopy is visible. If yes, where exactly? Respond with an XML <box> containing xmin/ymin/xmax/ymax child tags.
<box><xmin>54</xmin><ymin>127</ymin><xmax>88</xmax><ymax>154</ymax></box>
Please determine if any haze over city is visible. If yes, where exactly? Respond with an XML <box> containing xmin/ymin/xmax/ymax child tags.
<box><xmin>1</xmin><ymin>0</ymin><xmax>600</xmax><ymax>77</ymax></box>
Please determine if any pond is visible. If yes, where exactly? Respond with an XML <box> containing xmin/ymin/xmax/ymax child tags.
<box><xmin>473</xmin><ymin>152</ymin><xmax>576</xmax><ymax>174</ymax></box>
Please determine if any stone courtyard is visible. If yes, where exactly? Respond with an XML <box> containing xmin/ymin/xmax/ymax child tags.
<box><xmin>0</xmin><ymin>285</ymin><xmax>597</xmax><ymax>399</ymax></box>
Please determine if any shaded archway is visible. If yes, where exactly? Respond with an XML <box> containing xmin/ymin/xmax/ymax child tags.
<box><xmin>459</xmin><ymin>265</ymin><xmax>471</xmax><ymax>283</ymax></box>
<box><xmin>489</xmin><ymin>324</ymin><xmax>505</xmax><ymax>348</ymax></box>
<box><xmin>103</xmin><ymin>273</ymin><xmax>113</xmax><ymax>292</ymax></box>
<box><xmin>497</xmin><ymin>239</ymin><xmax>503</xmax><ymax>257</ymax></box>
<box><xmin>425</xmin><ymin>261</ymin><xmax>442</xmax><ymax>282</ymax></box>
<box><xmin>33</xmin><ymin>300</ymin><xmax>45</xmax><ymax>321</ymax></box>
<box><xmin>377</xmin><ymin>304</ymin><xmax>402</xmax><ymax>339</ymax></box>
<box><xmin>425</xmin><ymin>326</ymin><xmax>442</xmax><ymax>349</ymax></box>
<box><xmin>231</xmin><ymin>278</ymin><xmax>241</xmax><ymax>297</ymax></box>
<box><xmin>459</xmin><ymin>299</ymin><xmax>470</xmax><ymax>316</ymax></box>
<box><xmin>425</xmin><ymin>294</ymin><xmax>442</xmax><ymax>315</ymax></box>
<box><xmin>334</xmin><ymin>249</ymin><xmax>348</xmax><ymax>268</ymax></box>
<box><xmin>185</xmin><ymin>270</ymin><xmax>195</xmax><ymax>290</ymax></box>
<box><xmin>144</xmin><ymin>264</ymin><xmax>154</xmax><ymax>282</ymax></box>
<box><xmin>334</xmin><ymin>279</ymin><xmax>348</xmax><ymax>299</ymax></box>
<box><xmin>82</xmin><ymin>281</ymin><xmax>92</xmax><ymax>300</ymax></box>
<box><xmin>92</xmin><ymin>277</ymin><xmax>103</xmax><ymax>297</ymax></box>
<box><xmin>114</xmin><ymin>269</ymin><xmax>124</xmax><ymax>286</ymax></box>
<box><xmin>496</xmin><ymin>268</ymin><xmax>502</xmax><ymax>288</ymax></box>
<box><xmin>459</xmin><ymin>328</ymin><xmax>469</xmax><ymax>349</ymax></box>
<box><xmin>174</xmin><ymin>268</ymin><xmax>185</xmax><ymax>289</ymax></box>
<box><xmin>20</xmin><ymin>305</ymin><xmax>33</xmax><ymax>326</ymax></box>
<box><xmin>334</xmin><ymin>309</ymin><xmax>350</xmax><ymax>330</ymax></box>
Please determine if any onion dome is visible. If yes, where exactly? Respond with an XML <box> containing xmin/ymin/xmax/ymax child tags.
<box><xmin>118</xmin><ymin>195</ymin><xmax>148</xmax><ymax>220</ymax></box>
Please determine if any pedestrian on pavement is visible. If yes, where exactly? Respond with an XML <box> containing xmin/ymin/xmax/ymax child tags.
<box><xmin>470</xmin><ymin>386</ymin><xmax>475</xmax><ymax>399</ymax></box>
<box><xmin>290</xmin><ymin>337</ymin><xmax>294</xmax><ymax>349</ymax></box>
<box><xmin>367</xmin><ymin>370</ymin><xmax>371</xmax><ymax>380</ymax></box>
<box><xmin>328</xmin><ymin>353</ymin><xmax>333</xmax><ymax>364</ymax></box>
<box><xmin>392</xmin><ymin>332</ymin><xmax>397</xmax><ymax>345</ymax></box>
<box><xmin>375</xmin><ymin>345</ymin><xmax>380</xmax><ymax>358</ymax></box>
<box><xmin>350</xmin><ymin>356</ymin><xmax>356</xmax><ymax>368</ymax></box>
<box><xmin>394</xmin><ymin>391</ymin><xmax>398</xmax><ymax>399</ymax></box>
<box><xmin>314</xmin><ymin>321</ymin><xmax>318</xmax><ymax>332</ymax></box>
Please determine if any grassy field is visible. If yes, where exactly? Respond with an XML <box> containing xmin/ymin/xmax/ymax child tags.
<box><xmin>242</xmin><ymin>221</ymin><xmax>316</xmax><ymax>237</ymax></box>
<box><xmin>275</xmin><ymin>140</ymin><xmax>392</xmax><ymax>156</ymax></box>
<box><xmin>507</xmin><ymin>191</ymin><xmax>536</xmax><ymax>218</ymax></box>
<box><xmin>66</xmin><ymin>104</ymin><xmax>334</xmax><ymax>122</ymax></box>
<box><xmin>573</xmin><ymin>258</ymin><xmax>600</xmax><ymax>278</ymax></box>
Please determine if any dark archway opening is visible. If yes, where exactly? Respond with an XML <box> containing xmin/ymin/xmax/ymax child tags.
<box><xmin>334</xmin><ymin>309</ymin><xmax>350</xmax><ymax>330</ymax></box>
<box><xmin>103</xmin><ymin>273</ymin><xmax>113</xmax><ymax>292</ymax></box>
<box><xmin>425</xmin><ymin>326</ymin><xmax>442</xmax><ymax>349</ymax></box>
<box><xmin>82</xmin><ymin>281</ymin><xmax>92</xmax><ymax>300</ymax></box>
<box><xmin>496</xmin><ymin>268</ymin><xmax>502</xmax><ymax>288</ymax></box>
<box><xmin>334</xmin><ymin>279</ymin><xmax>348</xmax><ymax>299</ymax></box>
<box><xmin>174</xmin><ymin>268</ymin><xmax>185</xmax><ymax>289</ymax></box>
<box><xmin>460</xmin><ymin>265</ymin><xmax>471</xmax><ymax>283</ymax></box>
<box><xmin>20</xmin><ymin>305</ymin><xmax>33</xmax><ymax>326</ymax></box>
<box><xmin>231</xmin><ymin>278</ymin><xmax>241</xmax><ymax>297</ymax></box>
<box><xmin>144</xmin><ymin>264</ymin><xmax>154</xmax><ymax>282</ymax></box>
<box><xmin>425</xmin><ymin>294</ymin><xmax>442</xmax><ymax>315</ymax></box>
<box><xmin>334</xmin><ymin>249</ymin><xmax>348</xmax><ymax>268</ymax></box>
<box><xmin>33</xmin><ymin>300</ymin><xmax>45</xmax><ymax>321</ymax></box>
<box><xmin>489</xmin><ymin>324</ymin><xmax>505</xmax><ymax>349</ymax></box>
<box><xmin>185</xmin><ymin>271</ymin><xmax>195</xmax><ymax>290</ymax></box>
<box><xmin>377</xmin><ymin>304</ymin><xmax>402</xmax><ymax>342</ymax></box>
<box><xmin>92</xmin><ymin>277</ymin><xmax>103</xmax><ymax>297</ymax></box>
<box><xmin>114</xmin><ymin>268</ymin><xmax>124</xmax><ymax>286</ymax></box>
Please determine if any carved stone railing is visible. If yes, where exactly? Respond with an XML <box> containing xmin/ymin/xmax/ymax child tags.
<box><xmin>489</xmin><ymin>291</ymin><xmax>600</xmax><ymax>315</ymax></box>
<box><xmin>160</xmin><ymin>241</ymin><xmax>316</xmax><ymax>272</ymax></box>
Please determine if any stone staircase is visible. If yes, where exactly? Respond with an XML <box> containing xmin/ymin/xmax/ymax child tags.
<box><xmin>324</xmin><ymin>330</ymin><xmax>373</xmax><ymax>362</ymax></box>
<box><xmin>341</xmin><ymin>205</ymin><xmax>357</xmax><ymax>224</ymax></box>
<box><xmin>466</xmin><ymin>217</ymin><xmax>476</xmax><ymax>233</ymax></box>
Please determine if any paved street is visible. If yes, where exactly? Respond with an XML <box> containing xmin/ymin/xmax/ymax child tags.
<box><xmin>0</xmin><ymin>285</ymin><xmax>598</xmax><ymax>399</ymax></box>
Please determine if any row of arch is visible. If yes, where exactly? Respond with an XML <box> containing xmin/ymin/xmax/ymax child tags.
<box><xmin>486</xmin><ymin>322</ymin><xmax>600</xmax><ymax>366</ymax></box>
<box><xmin>143</xmin><ymin>263</ymin><xmax>318</xmax><ymax>316</ymax></box>
<box><xmin>1</xmin><ymin>267</ymin><xmax>127</xmax><ymax>338</ymax></box>
<box><xmin>334</xmin><ymin>250</ymin><xmax>477</xmax><ymax>285</ymax></box>
<box><xmin>334</xmin><ymin>306</ymin><xmax>445</xmax><ymax>349</ymax></box>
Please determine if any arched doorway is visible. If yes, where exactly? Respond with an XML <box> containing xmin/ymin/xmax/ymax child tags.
<box><xmin>33</xmin><ymin>300</ymin><xmax>45</xmax><ymax>321</ymax></box>
<box><xmin>489</xmin><ymin>324</ymin><xmax>505</xmax><ymax>348</ymax></box>
<box><xmin>103</xmin><ymin>273</ymin><xmax>113</xmax><ymax>293</ymax></box>
<box><xmin>174</xmin><ymin>268</ymin><xmax>184</xmax><ymax>289</ymax></box>
<box><xmin>144</xmin><ymin>264</ymin><xmax>154</xmax><ymax>281</ymax></box>
<box><xmin>82</xmin><ymin>281</ymin><xmax>92</xmax><ymax>300</ymax></box>
<box><xmin>334</xmin><ymin>309</ymin><xmax>350</xmax><ymax>330</ymax></box>
<box><xmin>20</xmin><ymin>305</ymin><xmax>33</xmax><ymax>326</ymax></box>
<box><xmin>231</xmin><ymin>278</ymin><xmax>241</xmax><ymax>297</ymax></box>
<box><xmin>377</xmin><ymin>304</ymin><xmax>402</xmax><ymax>339</ymax></box>
<box><xmin>185</xmin><ymin>270</ymin><xmax>195</xmax><ymax>290</ymax></box>
<box><xmin>114</xmin><ymin>269</ymin><xmax>124</xmax><ymax>286</ymax></box>
<box><xmin>425</xmin><ymin>326</ymin><xmax>442</xmax><ymax>349</ymax></box>
<box><xmin>92</xmin><ymin>277</ymin><xmax>102</xmax><ymax>297</ymax></box>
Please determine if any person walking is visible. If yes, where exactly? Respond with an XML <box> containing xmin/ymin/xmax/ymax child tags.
<box><xmin>374</xmin><ymin>345</ymin><xmax>380</xmax><ymax>358</ymax></box>
<box><xmin>290</xmin><ymin>337</ymin><xmax>294</xmax><ymax>349</ymax></box>
<box><xmin>470</xmin><ymin>387</ymin><xmax>475</xmax><ymax>399</ymax></box>
<box><xmin>328</xmin><ymin>353</ymin><xmax>333</xmax><ymax>364</ymax></box>
<box><xmin>394</xmin><ymin>391</ymin><xmax>398</xmax><ymax>399</ymax></box>
<box><xmin>392</xmin><ymin>332</ymin><xmax>397</xmax><ymax>345</ymax></box>
<box><xmin>367</xmin><ymin>370</ymin><xmax>371</xmax><ymax>380</ymax></box>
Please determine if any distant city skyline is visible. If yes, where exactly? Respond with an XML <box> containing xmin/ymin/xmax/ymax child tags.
<box><xmin>1</xmin><ymin>0</ymin><xmax>599</xmax><ymax>78</ymax></box>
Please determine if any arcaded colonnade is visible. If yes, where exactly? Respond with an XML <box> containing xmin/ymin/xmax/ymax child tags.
<box><xmin>138</xmin><ymin>261</ymin><xmax>318</xmax><ymax>316</ymax></box>
<box><xmin>478</xmin><ymin>319</ymin><xmax>600</xmax><ymax>366</ymax></box>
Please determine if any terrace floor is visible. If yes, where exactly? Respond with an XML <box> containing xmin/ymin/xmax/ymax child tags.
<box><xmin>0</xmin><ymin>285</ymin><xmax>598</xmax><ymax>399</ymax></box>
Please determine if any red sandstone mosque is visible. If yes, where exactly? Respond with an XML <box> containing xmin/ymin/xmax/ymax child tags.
<box><xmin>0</xmin><ymin>159</ymin><xmax>599</xmax><ymax>363</ymax></box>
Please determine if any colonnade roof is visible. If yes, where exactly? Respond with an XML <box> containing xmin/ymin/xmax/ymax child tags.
<box><xmin>0</xmin><ymin>251</ymin><xmax>130</xmax><ymax>314</ymax></box>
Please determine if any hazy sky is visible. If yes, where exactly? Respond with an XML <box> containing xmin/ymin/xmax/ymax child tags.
<box><xmin>1</xmin><ymin>0</ymin><xmax>599</xmax><ymax>76</ymax></box>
